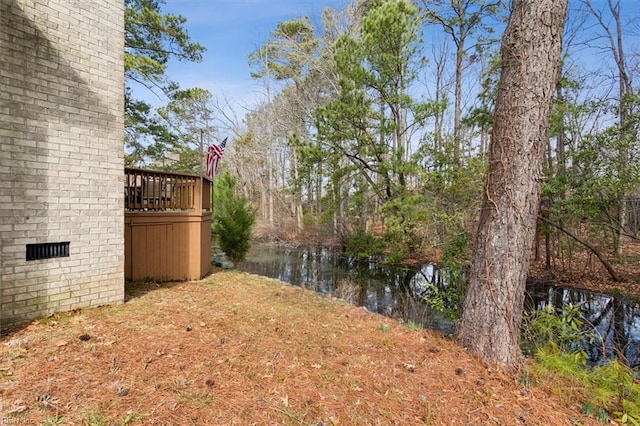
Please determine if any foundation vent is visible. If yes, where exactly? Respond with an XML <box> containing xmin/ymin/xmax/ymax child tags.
<box><xmin>26</xmin><ymin>242</ymin><xmax>70</xmax><ymax>261</ymax></box>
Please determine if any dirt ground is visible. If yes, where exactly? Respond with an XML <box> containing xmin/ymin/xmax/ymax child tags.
<box><xmin>526</xmin><ymin>238</ymin><xmax>640</xmax><ymax>299</ymax></box>
<box><xmin>1</xmin><ymin>270</ymin><xmax>605</xmax><ymax>425</ymax></box>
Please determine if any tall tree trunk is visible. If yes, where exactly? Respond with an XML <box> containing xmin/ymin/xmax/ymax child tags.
<box><xmin>290</xmin><ymin>148</ymin><xmax>303</xmax><ymax>234</ymax></box>
<box><xmin>612</xmin><ymin>0</ymin><xmax>629</xmax><ymax>256</ymax></box>
<box><xmin>456</xmin><ymin>0</ymin><xmax>567</xmax><ymax>370</ymax></box>
<box><xmin>268</xmin><ymin>155</ymin><xmax>274</xmax><ymax>226</ymax></box>
<box><xmin>453</xmin><ymin>27</ymin><xmax>464</xmax><ymax>161</ymax></box>
<box><xmin>432</xmin><ymin>42</ymin><xmax>447</xmax><ymax>150</ymax></box>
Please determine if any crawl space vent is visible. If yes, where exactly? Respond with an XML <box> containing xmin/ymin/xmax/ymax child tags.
<box><xmin>26</xmin><ymin>242</ymin><xmax>70</xmax><ymax>261</ymax></box>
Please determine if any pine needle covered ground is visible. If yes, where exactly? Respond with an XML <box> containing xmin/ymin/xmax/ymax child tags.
<box><xmin>1</xmin><ymin>271</ymin><xmax>599</xmax><ymax>425</ymax></box>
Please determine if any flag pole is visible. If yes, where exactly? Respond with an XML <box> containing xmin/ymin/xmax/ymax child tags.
<box><xmin>208</xmin><ymin>137</ymin><xmax>227</xmax><ymax>223</ymax></box>
<box><xmin>211</xmin><ymin>161</ymin><xmax>215</xmax><ymax>222</ymax></box>
<box><xmin>199</xmin><ymin>129</ymin><xmax>204</xmax><ymax>214</ymax></box>
<box><xmin>211</xmin><ymin>133</ymin><xmax>215</xmax><ymax>221</ymax></box>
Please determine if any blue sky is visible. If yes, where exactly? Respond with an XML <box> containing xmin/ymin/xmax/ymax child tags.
<box><xmin>139</xmin><ymin>0</ymin><xmax>640</xmax><ymax>126</ymax></box>
<box><xmin>152</xmin><ymin>0</ymin><xmax>349</xmax><ymax>111</ymax></box>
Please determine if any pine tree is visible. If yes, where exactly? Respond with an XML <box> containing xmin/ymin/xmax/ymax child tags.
<box><xmin>213</xmin><ymin>172</ymin><xmax>256</xmax><ymax>268</ymax></box>
<box><xmin>456</xmin><ymin>0</ymin><xmax>567</xmax><ymax>370</ymax></box>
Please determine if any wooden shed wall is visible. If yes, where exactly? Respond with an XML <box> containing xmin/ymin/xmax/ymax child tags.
<box><xmin>125</xmin><ymin>212</ymin><xmax>211</xmax><ymax>281</ymax></box>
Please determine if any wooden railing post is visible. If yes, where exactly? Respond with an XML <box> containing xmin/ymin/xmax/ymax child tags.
<box><xmin>194</xmin><ymin>177</ymin><xmax>202</xmax><ymax>212</ymax></box>
<box><xmin>202</xmin><ymin>178</ymin><xmax>211</xmax><ymax>211</ymax></box>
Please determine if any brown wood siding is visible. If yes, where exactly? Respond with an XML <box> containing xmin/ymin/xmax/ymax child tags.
<box><xmin>125</xmin><ymin>212</ymin><xmax>211</xmax><ymax>281</ymax></box>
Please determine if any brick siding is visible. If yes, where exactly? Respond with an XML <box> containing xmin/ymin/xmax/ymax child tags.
<box><xmin>0</xmin><ymin>0</ymin><xmax>124</xmax><ymax>329</ymax></box>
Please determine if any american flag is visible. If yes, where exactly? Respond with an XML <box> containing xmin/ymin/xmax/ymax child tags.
<box><xmin>206</xmin><ymin>137</ymin><xmax>227</xmax><ymax>177</ymax></box>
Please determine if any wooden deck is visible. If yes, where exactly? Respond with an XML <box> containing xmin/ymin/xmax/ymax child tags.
<box><xmin>124</xmin><ymin>168</ymin><xmax>212</xmax><ymax>281</ymax></box>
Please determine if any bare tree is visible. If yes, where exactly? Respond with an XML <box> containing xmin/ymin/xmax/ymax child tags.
<box><xmin>580</xmin><ymin>0</ymin><xmax>636</xmax><ymax>254</ymax></box>
<box><xmin>421</xmin><ymin>0</ymin><xmax>502</xmax><ymax>158</ymax></box>
<box><xmin>422</xmin><ymin>38</ymin><xmax>451</xmax><ymax>149</ymax></box>
<box><xmin>456</xmin><ymin>0</ymin><xmax>567</xmax><ymax>369</ymax></box>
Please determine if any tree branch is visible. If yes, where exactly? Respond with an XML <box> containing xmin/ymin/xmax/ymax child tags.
<box><xmin>538</xmin><ymin>215</ymin><xmax>622</xmax><ymax>282</ymax></box>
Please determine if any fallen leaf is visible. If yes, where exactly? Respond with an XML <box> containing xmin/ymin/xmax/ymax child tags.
<box><xmin>402</xmin><ymin>362</ymin><xmax>416</xmax><ymax>372</ymax></box>
<box><xmin>7</xmin><ymin>406</ymin><xmax>27</xmax><ymax>415</ymax></box>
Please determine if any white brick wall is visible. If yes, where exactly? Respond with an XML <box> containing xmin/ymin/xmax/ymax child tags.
<box><xmin>0</xmin><ymin>0</ymin><xmax>124</xmax><ymax>329</ymax></box>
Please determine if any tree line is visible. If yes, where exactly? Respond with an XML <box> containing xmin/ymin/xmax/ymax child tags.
<box><xmin>124</xmin><ymin>0</ymin><xmax>639</xmax><ymax>368</ymax></box>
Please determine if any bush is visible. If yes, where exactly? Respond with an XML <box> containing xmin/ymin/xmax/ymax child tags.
<box><xmin>344</xmin><ymin>229</ymin><xmax>385</xmax><ymax>260</ymax></box>
<box><xmin>523</xmin><ymin>303</ymin><xmax>640</xmax><ymax>423</ymax></box>
<box><xmin>213</xmin><ymin>172</ymin><xmax>256</xmax><ymax>268</ymax></box>
<box><xmin>521</xmin><ymin>303</ymin><xmax>591</xmax><ymax>357</ymax></box>
<box><xmin>421</xmin><ymin>266</ymin><xmax>466</xmax><ymax>321</ymax></box>
<box><xmin>421</xmin><ymin>230</ymin><xmax>469</xmax><ymax>321</ymax></box>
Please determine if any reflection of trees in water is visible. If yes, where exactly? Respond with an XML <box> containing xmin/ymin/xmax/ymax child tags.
<box><xmin>587</xmin><ymin>298</ymin><xmax>615</xmax><ymax>363</ymax></box>
<box><xmin>613</xmin><ymin>299</ymin><xmax>629</xmax><ymax>364</ymax></box>
<box><xmin>589</xmin><ymin>296</ymin><xmax>637</xmax><ymax>366</ymax></box>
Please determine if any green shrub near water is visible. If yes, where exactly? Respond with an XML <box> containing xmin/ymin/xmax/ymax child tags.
<box><xmin>521</xmin><ymin>303</ymin><xmax>591</xmax><ymax>356</ymax></box>
<box><xmin>344</xmin><ymin>230</ymin><xmax>386</xmax><ymax>260</ymax></box>
<box><xmin>421</xmin><ymin>266</ymin><xmax>466</xmax><ymax>321</ymax></box>
<box><xmin>523</xmin><ymin>304</ymin><xmax>640</xmax><ymax>424</ymax></box>
<box><xmin>421</xmin><ymin>230</ymin><xmax>469</xmax><ymax>321</ymax></box>
<box><xmin>213</xmin><ymin>172</ymin><xmax>256</xmax><ymax>268</ymax></box>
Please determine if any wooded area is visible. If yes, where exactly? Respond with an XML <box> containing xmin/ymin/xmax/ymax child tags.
<box><xmin>124</xmin><ymin>0</ymin><xmax>640</xmax><ymax>270</ymax></box>
<box><xmin>122</xmin><ymin>0</ymin><xmax>640</xmax><ymax>367</ymax></box>
<box><xmin>127</xmin><ymin>0</ymin><xmax>640</xmax><ymax>263</ymax></box>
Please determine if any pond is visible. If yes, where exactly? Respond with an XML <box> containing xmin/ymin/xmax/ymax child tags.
<box><xmin>228</xmin><ymin>242</ymin><xmax>640</xmax><ymax>368</ymax></box>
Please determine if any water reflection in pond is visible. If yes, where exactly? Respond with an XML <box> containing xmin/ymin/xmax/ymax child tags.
<box><xmin>235</xmin><ymin>243</ymin><xmax>640</xmax><ymax>367</ymax></box>
<box><xmin>525</xmin><ymin>283</ymin><xmax>640</xmax><ymax>367</ymax></box>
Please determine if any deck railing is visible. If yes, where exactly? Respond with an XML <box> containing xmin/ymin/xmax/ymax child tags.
<box><xmin>125</xmin><ymin>168</ymin><xmax>210</xmax><ymax>212</ymax></box>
